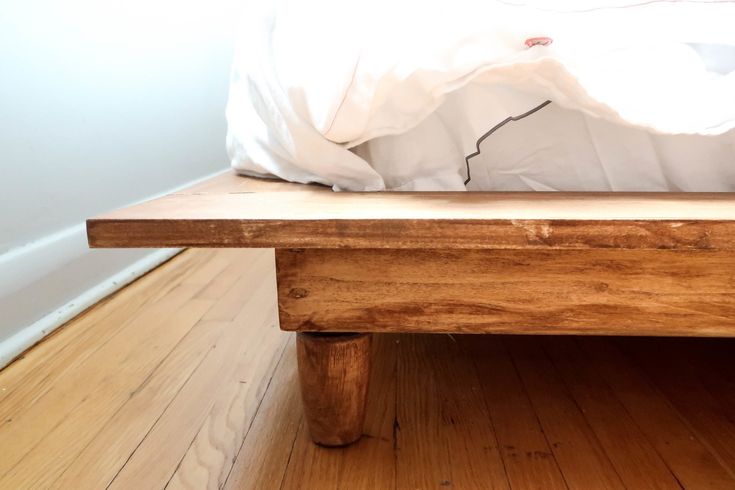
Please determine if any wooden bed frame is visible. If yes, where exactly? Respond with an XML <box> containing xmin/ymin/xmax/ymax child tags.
<box><xmin>87</xmin><ymin>171</ymin><xmax>735</xmax><ymax>447</ymax></box>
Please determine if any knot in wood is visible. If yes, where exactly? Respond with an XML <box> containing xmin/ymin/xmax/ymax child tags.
<box><xmin>288</xmin><ymin>288</ymin><xmax>309</xmax><ymax>299</ymax></box>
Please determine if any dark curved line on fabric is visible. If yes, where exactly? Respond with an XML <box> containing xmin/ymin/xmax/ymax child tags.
<box><xmin>464</xmin><ymin>100</ymin><xmax>552</xmax><ymax>186</ymax></box>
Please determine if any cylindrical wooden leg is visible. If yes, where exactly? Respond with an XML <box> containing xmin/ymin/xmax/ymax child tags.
<box><xmin>296</xmin><ymin>332</ymin><xmax>372</xmax><ymax>447</ymax></box>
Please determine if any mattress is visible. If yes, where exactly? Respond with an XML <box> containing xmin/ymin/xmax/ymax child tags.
<box><xmin>225</xmin><ymin>0</ymin><xmax>735</xmax><ymax>191</ymax></box>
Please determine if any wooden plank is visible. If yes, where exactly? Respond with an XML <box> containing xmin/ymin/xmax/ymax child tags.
<box><xmin>7</xmin><ymin>247</ymin><xmax>735</xmax><ymax>488</ymax></box>
<box><xmin>54</xmin><ymin>253</ymin><xmax>285</xmax><ymax>490</ymax></box>
<box><xmin>0</xmin><ymin>297</ymin><xmax>214</xmax><ymax>488</ymax></box>
<box><xmin>619</xmin><ymin>338</ymin><xmax>735</xmax><ymax>477</ymax></box>
<box><xmin>578</xmin><ymin>337</ymin><xmax>735</xmax><ymax>488</ymax></box>
<box><xmin>505</xmin><ymin>338</ymin><xmax>626</xmax><ymax>490</ymax></box>
<box><xmin>460</xmin><ymin>336</ymin><xmax>567</xmax><ymax>490</ymax></box>
<box><xmin>663</xmin><ymin>339</ymin><xmax>735</xmax><ymax>415</ymax></box>
<box><xmin>395</xmin><ymin>334</ymin><xmax>509</xmax><ymax>489</ymax></box>
<box><xmin>200</xmin><ymin>249</ymin><xmax>274</xmax><ymax>321</ymax></box>
<box><xmin>222</xmin><ymin>339</ymin><xmax>302</xmax><ymax>490</ymax></box>
<box><xmin>0</xmin><ymin>250</ymin><xmax>207</xmax><ymax>427</ymax></box>
<box><xmin>194</xmin><ymin>249</ymin><xmax>266</xmax><ymax>300</ymax></box>
<box><xmin>0</xmin><ymin>249</ymin><xmax>292</xmax><ymax>490</ymax></box>
<box><xmin>0</xmin><ymin>280</ymin><xmax>210</xmax><ymax>466</ymax></box>
<box><xmin>542</xmin><ymin>337</ymin><xmax>681</xmax><ymax>489</ymax></box>
<box><xmin>276</xmin><ymin>248</ymin><xmax>735</xmax><ymax>336</ymax></box>
<box><xmin>163</xmin><ymin>294</ymin><xmax>288</xmax><ymax>490</ymax></box>
<box><xmin>87</xmin><ymin>174</ymin><xmax>735</xmax><ymax>251</ymax></box>
<box><xmin>50</xmin><ymin>320</ymin><xmax>231</xmax><ymax>490</ymax></box>
<box><xmin>107</xmin><ymin>279</ymin><xmax>282</xmax><ymax>490</ymax></box>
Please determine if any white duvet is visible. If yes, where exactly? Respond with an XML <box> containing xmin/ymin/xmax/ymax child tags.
<box><xmin>226</xmin><ymin>0</ymin><xmax>735</xmax><ymax>191</ymax></box>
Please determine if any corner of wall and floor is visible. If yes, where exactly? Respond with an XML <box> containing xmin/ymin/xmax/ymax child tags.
<box><xmin>0</xmin><ymin>170</ymin><xmax>232</xmax><ymax>369</ymax></box>
<box><xmin>0</xmin><ymin>0</ymin><xmax>243</xmax><ymax>369</ymax></box>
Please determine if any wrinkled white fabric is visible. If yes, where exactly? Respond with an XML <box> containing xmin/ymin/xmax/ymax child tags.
<box><xmin>226</xmin><ymin>0</ymin><xmax>735</xmax><ymax>191</ymax></box>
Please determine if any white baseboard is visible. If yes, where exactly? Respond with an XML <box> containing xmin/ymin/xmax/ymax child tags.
<box><xmin>0</xmin><ymin>248</ymin><xmax>181</xmax><ymax>369</ymax></box>
<box><xmin>0</xmin><ymin>167</ymin><xmax>229</xmax><ymax>370</ymax></box>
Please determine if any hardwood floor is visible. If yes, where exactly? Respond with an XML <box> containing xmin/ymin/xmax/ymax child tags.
<box><xmin>1</xmin><ymin>249</ymin><xmax>735</xmax><ymax>489</ymax></box>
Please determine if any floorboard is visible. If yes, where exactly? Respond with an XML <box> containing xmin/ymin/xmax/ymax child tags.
<box><xmin>1</xmin><ymin>249</ymin><xmax>735</xmax><ymax>489</ymax></box>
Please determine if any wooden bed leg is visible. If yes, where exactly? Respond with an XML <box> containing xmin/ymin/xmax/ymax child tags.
<box><xmin>296</xmin><ymin>332</ymin><xmax>371</xmax><ymax>447</ymax></box>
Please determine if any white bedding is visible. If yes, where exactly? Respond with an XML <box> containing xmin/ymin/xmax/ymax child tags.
<box><xmin>226</xmin><ymin>0</ymin><xmax>735</xmax><ymax>191</ymax></box>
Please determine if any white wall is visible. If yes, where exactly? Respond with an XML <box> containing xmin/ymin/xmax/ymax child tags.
<box><xmin>0</xmin><ymin>0</ymin><xmax>241</xmax><ymax>366</ymax></box>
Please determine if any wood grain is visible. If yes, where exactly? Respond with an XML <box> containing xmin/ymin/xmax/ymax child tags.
<box><xmin>577</xmin><ymin>337</ymin><xmax>735</xmax><ymax>488</ymax></box>
<box><xmin>0</xmin><ymin>250</ymin><xmax>206</xmax><ymax>429</ymax></box>
<box><xmin>280</xmin><ymin>334</ymin><xmax>398</xmax><ymax>489</ymax></box>
<box><xmin>0</xmin><ymin>295</ymin><xmax>213</xmax><ymax>488</ymax></box>
<box><xmin>395</xmin><ymin>334</ymin><xmax>509</xmax><ymax>489</ymax></box>
<box><xmin>222</xmin><ymin>339</ymin><xmax>302</xmax><ymax>490</ymax></box>
<box><xmin>5</xmin><ymin>249</ymin><xmax>735</xmax><ymax>489</ymax></box>
<box><xmin>542</xmin><ymin>337</ymin><xmax>682</xmax><ymax>489</ymax></box>
<box><xmin>460</xmin><ymin>337</ymin><xmax>567</xmax><ymax>490</ymax></box>
<box><xmin>619</xmin><ymin>338</ymin><xmax>735</xmax><ymax>477</ymax></box>
<box><xmin>87</xmin><ymin>172</ymin><xmax>735</xmax><ymax>250</ymax></box>
<box><xmin>276</xmin><ymin>248</ymin><xmax>735</xmax><ymax>336</ymax></box>
<box><xmin>0</xmin><ymin>250</ymin><xmax>266</xmax><ymax>489</ymax></box>
<box><xmin>505</xmin><ymin>337</ymin><xmax>625</xmax><ymax>489</ymax></box>
<box><xmin>296</xmin><ymin>333</ymin><xmax>372</xmax><ymax>446</ymax></box>
<box><xmin>49</xmin><ymin>319</ymin><xmax>231</xmax><ymax>490</ymax></box>
<box><xmin>108</xmin><ymin>280</ymin><xmax>285</xmax><ymax>490</ymax></box>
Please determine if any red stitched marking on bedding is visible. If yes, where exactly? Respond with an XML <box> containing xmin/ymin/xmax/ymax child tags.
<box><xmin>525</xmin><ymin>37</ymin><xmax>553</xmax><ymax>48</ymax></box>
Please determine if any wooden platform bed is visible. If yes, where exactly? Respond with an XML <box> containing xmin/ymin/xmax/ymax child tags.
<box><xmin>87</xmin><ymin>171</ymin><xmax>735</xmax><ymax>447</ymax></box>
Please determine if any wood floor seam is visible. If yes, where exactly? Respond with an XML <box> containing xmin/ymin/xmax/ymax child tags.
<box><xmin>3</xmin><ymin>250</ymin><xmax>735</xmax><ymax>490</ymax></box>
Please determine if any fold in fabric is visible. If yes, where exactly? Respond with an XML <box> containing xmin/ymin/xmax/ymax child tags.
<box><xmin>226</xmin><ymin>0</ymin><xmax>735</xmax><ymax>191</ymax></box>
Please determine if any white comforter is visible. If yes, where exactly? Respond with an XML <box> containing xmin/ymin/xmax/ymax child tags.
<box><xmin>226</xmin><ymin>0</ymin><xmax>735</xmax><ymax>191</ymax></box>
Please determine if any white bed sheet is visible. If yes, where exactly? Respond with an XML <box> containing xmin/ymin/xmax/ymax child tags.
<box><xmin>226</xmin><ymin>0</ymin><xmax>735</xmax><ymax>191</ymax></box>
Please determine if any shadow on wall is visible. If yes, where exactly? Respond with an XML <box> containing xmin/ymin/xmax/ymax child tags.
<box><xmin>0</xmin><ymin>0</ymin><xmax>241</xmax><ymax>366</ymax></box>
